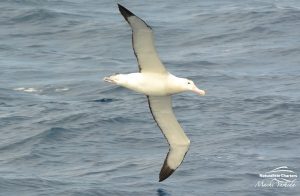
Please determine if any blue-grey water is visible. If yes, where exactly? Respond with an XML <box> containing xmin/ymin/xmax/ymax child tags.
<box><xmin>1</xmin><ymin>0</ymin><xmax>300</xmax><ymax>195</ymax></box>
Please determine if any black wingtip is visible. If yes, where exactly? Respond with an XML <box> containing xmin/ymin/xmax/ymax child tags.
<box><xmin>159</xmin><ymin>153</ymin><xmax>175</xmax><ymax>182</ymax></box>
<box><xmin>118</xmin><ymin>4</ymin><xmax>135</xmax><ymax>20</ymax></box>
<box><xmin>159</xmin><ymin>163</ymin><xmax>175</xmax><ymax>182</ymax></box>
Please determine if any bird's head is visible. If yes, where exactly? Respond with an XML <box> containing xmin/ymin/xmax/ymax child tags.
<box><xmin>182</xmin><ymin>78</ymin><xmax>205</xmax><ymax>96</ymax></box>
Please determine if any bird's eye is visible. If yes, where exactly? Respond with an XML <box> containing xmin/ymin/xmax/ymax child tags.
<box><xmin>187</xmin><ymin>82</ymin><xmax>191</xmax><ymax>85</ymax></box>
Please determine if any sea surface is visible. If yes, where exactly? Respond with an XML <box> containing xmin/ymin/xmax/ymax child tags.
<box><xmin>1</xmin><ymin>0</ymin><xmax>300</xmax><ymax>195</ymax></box>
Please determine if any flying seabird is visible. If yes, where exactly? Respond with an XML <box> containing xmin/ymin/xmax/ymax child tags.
<box><xmin>104</xmin><ymin>4</ymin><xmax>206</xmax><ymax>182</ymax></box>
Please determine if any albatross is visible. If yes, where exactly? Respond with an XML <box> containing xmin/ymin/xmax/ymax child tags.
<box><xmin>104</xmin><ymin>4</ymin><xmax>206</xmax><ymax>182</ymax></box>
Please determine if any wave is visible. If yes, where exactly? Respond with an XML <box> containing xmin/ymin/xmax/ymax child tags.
<box><xmin>89</xmin><ymin>98</ymin><xmax>119</xmax><ymax>103</ymax></box>
<box><xmin>0</xmin><ymin>127</ymin><xmax>70</xmax><ymax>151</ymax></box>
<box><xmin>253</xmin><ymin>102</ymin><xmax>300</xmax><ymax>114</ymax></box>
<box><xmin>14</xmin><ymin>87</ymin><xmax>39</xmax><ymax>93</ymax></box>
<box><xmin>243</xmin><ymin>95</ymin><xmax>288</xmax><ymax>104</ymax></box>
<box><xmin>100</xmin><ymin>116</ymin><xmax>146</xmax><ymax>124</ymax></box>
<box><xmin>11</xmin><ymin>9</ymin><xmax>60</xmax><ymax>23</ymax></box>
<box><xmin>184</xmin><ymin>7</ymin><xmax>300</xmax><ymax>47</ymax></box>
<box><xmin>13</xmin><ymin>86</ymin><xmax>71</xmax><ymax>94</ymax></box>
<box><xmin>5</xmin><ymin>7</ymin><xmax>84</xmax><ymax>25</ymax></box>
<box><xmin>0</xmin><ymin>176</ymin><xmax>68</xmax><ymax>195</ymax></box>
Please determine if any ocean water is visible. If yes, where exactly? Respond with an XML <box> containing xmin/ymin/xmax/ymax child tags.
<box><xmin>1</xmin><ymin>0</ymin><xmax>300</xmax><ymax>195</ymax></box>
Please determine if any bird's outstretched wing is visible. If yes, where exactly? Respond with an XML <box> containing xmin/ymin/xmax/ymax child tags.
<box><xmin>147</xmin><ymin>96</ymin><xmax>190</xmax><ymax>182</ymax></box>
<box><xmin>118</xmin><ymin>4</ymin><xmax>167</xmax><ymax>73</ymax></box>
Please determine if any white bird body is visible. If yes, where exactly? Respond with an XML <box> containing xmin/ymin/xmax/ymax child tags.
<box><xmin>104</xmin><ymin>4</ymin><xmax>206</xmax><ymax>182</ymax></box>
<box><xmin>106</xmin><ymin>72</ymin><xmax>196</xmax><ymax>96</ymax></box>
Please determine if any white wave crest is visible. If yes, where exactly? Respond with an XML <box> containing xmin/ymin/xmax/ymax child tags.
<box><xmin>14</xmin><ymin>87</ymin><xmax>39</xmax><ymax>92</ymax></box>
<box><xmin>55</xmin><ymin>87</ymin><xmax>69</xmax><ymax>92</ymax></box>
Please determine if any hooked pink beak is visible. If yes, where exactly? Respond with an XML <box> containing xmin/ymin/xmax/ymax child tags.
<box><xmin>193</xmin><ymin>87</ymin><xmax>206</xmax><ymax>96</ymax></box>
